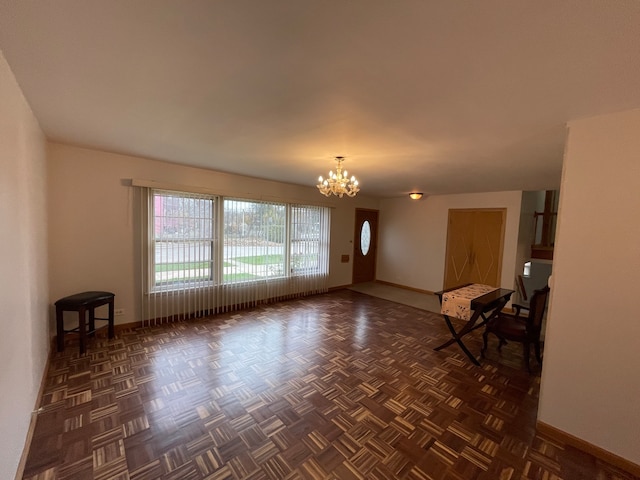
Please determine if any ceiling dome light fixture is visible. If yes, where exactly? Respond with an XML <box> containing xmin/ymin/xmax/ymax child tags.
<box><xmin>409</xmin><ymin>192</ymin><xmax>423</xmax><ymax>200</ymax></box>
<box><xmin>317</xmin><ymin>156</ymin><xmax>360</xmax><ymax>198</ymax></box>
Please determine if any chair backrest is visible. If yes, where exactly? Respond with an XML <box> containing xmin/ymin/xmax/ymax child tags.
<box><xmin>516</xmin><ymin>274</ymin><xmax>528</xmax><ymax>302</ymax></box>
<box><xmin>526</xmin><ymin>285</ymin><xmax>550</xmax><ymax>333</ymax></box>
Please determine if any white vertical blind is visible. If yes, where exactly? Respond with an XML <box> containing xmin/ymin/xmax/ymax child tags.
<box><xmin>141</xmin><ymin>189</ymin><xmax>217</xmax><ymax>324</ymax></box>
<box><xmin>289</xmin><ymin>203</ymin><xmax>330</xmax><ymax>295</ymax></box>
<box><xmin>139</xmin><ymin>188</ymin><xmax>330</xmax><ymax>326</ymax></box>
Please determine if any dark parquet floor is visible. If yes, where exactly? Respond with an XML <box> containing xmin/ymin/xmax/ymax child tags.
<box><xmin>22</xmin><ymin>290</ymin><xmax>637</xmax><ymax>479</ymax></box>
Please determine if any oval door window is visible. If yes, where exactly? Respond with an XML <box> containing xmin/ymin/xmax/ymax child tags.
<box><xmin>360</xmin><ymin>220</ymin><xmax>371</xmax><ymax>256</ymax></box>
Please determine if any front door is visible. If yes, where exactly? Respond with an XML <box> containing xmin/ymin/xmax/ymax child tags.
<box><xmin>353</xmin><ymin>209</ymin><xmax>379</xmax><ymax>284</ymax></box>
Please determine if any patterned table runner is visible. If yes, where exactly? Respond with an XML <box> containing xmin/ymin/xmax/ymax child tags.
<box><xmin>441</xmin><ymin>284</ymin><xmax>498</xmax><ymax>320</ymax></box>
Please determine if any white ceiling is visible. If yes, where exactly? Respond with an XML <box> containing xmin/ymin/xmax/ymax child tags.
<box><xmin>2</xmin><ymin>1</ymin><xmax>640</xmax><ymax>197</ymax></box>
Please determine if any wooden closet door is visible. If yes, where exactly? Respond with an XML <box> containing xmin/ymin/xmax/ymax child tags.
<box><xmin>470</xmin><ymin>210</ymin><xmax>505</xmax><ymax>286</ymax></box>
<box><xmin>443</xmin><ymin>209</ymin><xmax>505</xmax><ymax>290</ymax></box>
<box><xmin>443</xmin><ymin>210</ymin><xmax>475</xmax><ymax>289</ymax></box>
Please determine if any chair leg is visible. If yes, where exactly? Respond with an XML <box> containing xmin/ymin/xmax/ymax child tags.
<box><xmin>534</xmin><ymin>340</ymin><xmax>542</xmax><ymax>364</ymax></box>
<box><xmin>481</xmin><ymin>330</ymin><xmax>489</xmax><ymax>357</ymax></box>
<box><xmin>523</xmin><ymin>342</ymin><xmax>531</xmax><ymax>373</ymax></box>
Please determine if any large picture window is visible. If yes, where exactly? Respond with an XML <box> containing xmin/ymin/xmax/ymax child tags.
<box><xmin>142</xmin><ymin>188</ymin><xmax>330</xmax><ymax>324</ymax></box>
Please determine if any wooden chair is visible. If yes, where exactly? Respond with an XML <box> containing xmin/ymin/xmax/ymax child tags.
<box><xmin>516</xmin><ymin>274</ymin><xmax>528</xmax><ymax>304</ymax></box>
<box><xmin>481</xmin><ymin>285</ymin><xmax>550</xmax><ymax>372</ymax></box>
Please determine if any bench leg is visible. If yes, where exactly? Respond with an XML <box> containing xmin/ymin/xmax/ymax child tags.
<box><xmin>78</xmin><ymin>307</ymin><xmax>87</xmax><ymax>355</ymax></box>
<box><xmin>108</xmin><ymin>297</ymin><xmax>115</xmax><ymax>339</ymax></box>
<box><xmin>56</xmin><ymin>305</ymin><xmax>65</xmax><ymax>352</ymax></box>
<box><xmin>89</xmin><ymin>307</ymin><xmax>96</xmax><ymax>337</ymax></box>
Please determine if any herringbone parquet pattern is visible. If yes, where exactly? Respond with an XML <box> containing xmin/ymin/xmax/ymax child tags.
<box><xmin>22</xmin><ymin>290</ymin><xmax>636</xmax><ymax>479</ymax></box>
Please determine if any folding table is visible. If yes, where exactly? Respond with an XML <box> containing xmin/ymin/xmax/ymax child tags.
<box><xmin>433</xmin><ymin>284</ymin><xmax>514</xmax><ymax>365</ymax></box>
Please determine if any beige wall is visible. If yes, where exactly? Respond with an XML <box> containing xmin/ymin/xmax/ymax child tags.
<box><xmin>0</xmin><ymin>50</ymin><xmax>49</xmax><ymax>478</ymax></box>
<box><xmin>376</xmin><ymin>191</ymin><xmax>523</xmax><ymax>293</ymax></box>
<box><xmin>47</xmin><ymin>143</ymin><xmax>379</xmax><ymax>326</ymax></box>
<box><xmin>538</xmin><ymin>109</ymin><xmax>640</xmax><ymax>464</ymax></box>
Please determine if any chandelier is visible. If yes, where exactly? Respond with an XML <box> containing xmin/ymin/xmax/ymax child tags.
<box><xmin>317</xmin><ymin>156</ymin><xmax>360</xmax><ymax>198</ymax></box>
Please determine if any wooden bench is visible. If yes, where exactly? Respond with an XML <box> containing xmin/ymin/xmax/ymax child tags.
<box><xmin>55</xmin><ymin>291</ymin><xmax>115</xmax><ymax>354</ymax></box>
